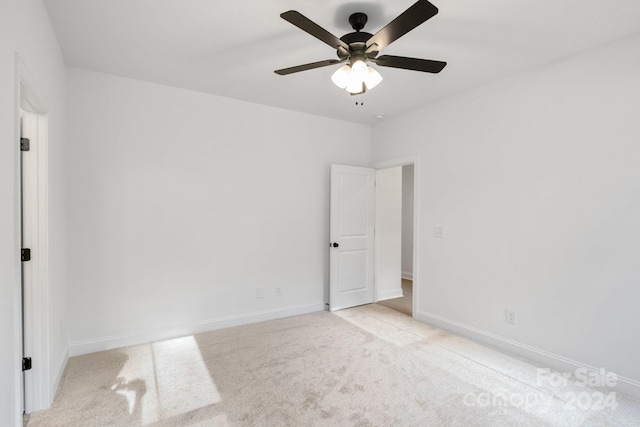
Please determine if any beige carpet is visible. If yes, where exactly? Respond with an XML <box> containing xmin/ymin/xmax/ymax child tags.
<box><xmin>376</xmin><ymin>279</ymin><xmax>413</xmax><ymax>316</ymax></box>
<box><xmin>27</xmin><ymin>305</ymin><xmax>640</xmax><ymax>426</ymax></box>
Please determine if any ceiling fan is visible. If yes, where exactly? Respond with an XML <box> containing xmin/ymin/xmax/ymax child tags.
<box><xmin>275</xmin><ymin>0</ymin><xmax>446</xmax><ymax>95</ymax></box>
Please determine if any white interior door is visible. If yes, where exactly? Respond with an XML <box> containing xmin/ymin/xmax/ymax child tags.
<box><xmin>20</xmin><ymin>110</ymin><xmax>51</xmax><ymax>413</ymax></box>
<box><xmin>20</xmin><ymin>112</ymin><xmax>36</xmax><ymax>414</ymax></box>
<box><xmin>329</xmin><ymin>164</ymin><xmax>375</xmax><ymax>311</ymax></box>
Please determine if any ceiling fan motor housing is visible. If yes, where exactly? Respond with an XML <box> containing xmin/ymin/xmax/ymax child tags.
<box><xmin>349</xmin><ymin>12</ymin><xmax>368</xmax><ymax>31</ymax></box>
<box><xmin>339</xmin><ymin>13</ymin><xmax>376</xmax><ymax>60</ymax></box>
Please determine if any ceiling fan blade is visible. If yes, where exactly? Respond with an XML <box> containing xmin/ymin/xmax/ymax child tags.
<box><xmin>281</xmin><ymin>11</ymin><xmax>350</xmax><ymax>51</ymax></box>
<box><xmin>275</xmin><ymin>59</ymin><xmax>345</xmax><ymax>76</ymax></box>
<box><xmin>366</xmin><ymin>0</ymin><xmax>438</xmax><ymax>52</ymax></box>
<box><xmin>373</xmin><ymin>55</ymin><xmax>446</xmax><ymax>73</ymax></box>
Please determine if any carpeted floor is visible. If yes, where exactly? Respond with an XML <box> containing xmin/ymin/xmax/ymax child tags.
<box><xmin>27</xmin><ymin>305</ymin><xmax>640</xmax><ymax>426</ymax></box>
<box><xmin>376</xmin><ymin>279</ymin><xmax>413</xmax><ymax>316</ymax></box>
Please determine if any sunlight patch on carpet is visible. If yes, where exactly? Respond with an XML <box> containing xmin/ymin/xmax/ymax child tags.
<box><xmin>334</xmin><ymin>308</ymin><xmax>422</xmax><ymax>346</ymax></box>
<box><xmin>112</xmin><ymin>335</ymin><xmax>221</xmax><ymax>425</ymax></box>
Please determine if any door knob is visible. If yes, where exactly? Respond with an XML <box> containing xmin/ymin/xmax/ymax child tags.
<box><xmin>332</xmin><ymin>242</ymin><xmax>339</xmax><ymax>248</ymax></box>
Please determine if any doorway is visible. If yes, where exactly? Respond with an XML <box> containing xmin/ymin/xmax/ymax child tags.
<box><xmin>375</xmin><ymin>164</ymin><xmax>414</xmax><ymax>317</ymax></box>
<box><xmin>328</xmin><ymin>158</ymin><xmax>419</xmax><ymax>316</ymax></box>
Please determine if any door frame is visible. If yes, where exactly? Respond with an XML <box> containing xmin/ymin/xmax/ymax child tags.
<box><xmin>15</xmin><ymin>53</ymin><xmax>53</xmax><ymax>413</ymax></box>
<box><xmin>371</xmin><ymin>156</ymin><xmax>420</xmax><ymax>318</ymax></box>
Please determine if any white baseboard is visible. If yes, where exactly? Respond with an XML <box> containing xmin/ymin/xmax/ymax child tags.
<box><xmin>50</xmin><ymin>348</ymin><xmax>68</xmax><ymax>406</ymax></box>
<box><xmin>377</xmin><ymin>289</ymin><xmax>404</xmax><ymax>302</ymax></box>
<box><xmin>415</xmin><ymin>310</ymin><xmax>640</xmax><ymax>401</ymax></box>
<box><xmin>401</xmin><ymin>271</ymin><xmax>413</xmax><ymax>280</ymax></box>
<box><xmin>69</xmin><ymin>302</ymin><xmax>325</xmax><ymax>357</ymax></box>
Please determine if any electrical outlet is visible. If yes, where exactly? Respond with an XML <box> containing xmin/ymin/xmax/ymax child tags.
<box><xmin>275</xmin><ymin>287</ymin><xmax>282</xmax><ymax>296</ymax></box>
<box><xmin>257</xmin><ymin>288</ymin><xmax>264</xmax><ymax>299</ymax></box>
<box><xmin>505</xmin><ymin>309</ymin><xmax>516</xmax><ymax>324</ymax></box>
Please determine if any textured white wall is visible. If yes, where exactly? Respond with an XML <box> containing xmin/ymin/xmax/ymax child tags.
<box><xmin>371</xmin><ymin>34</ymin><xmax>640</xmax><ymax>386</ymax></box>
<box><xmin>65</xmin><ymin>68</ymin><xmax>370</xmax><ymax>352</ymax></box>
<box><xmin>375</xmin><ymin>167</ymin><xmax>403</xmax><ymax>300</ymax></box>
<box><xmin>0</xmin><ymin>0</ymin><xmax>68</xmax><ymax>425</ymax></box>
<box><xmin>401</xmin><ymin>165</ymin><xmax>414</xmax><ymax>279</ymax></box>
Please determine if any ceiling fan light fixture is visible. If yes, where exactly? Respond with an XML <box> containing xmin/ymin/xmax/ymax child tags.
<box><xmin>276</xmin><ymin>2</ymin><xmax>446</xmax><ymax>97</ymax></box>
<box><xmin>332</xmin><ymin>62</ymin><xmax>383</xmax><ymax>94</ymax></box>
<box><xmin>331</xmin><ymin>64</ymin><xmax>351</xmax><ymax>89</ymax></box>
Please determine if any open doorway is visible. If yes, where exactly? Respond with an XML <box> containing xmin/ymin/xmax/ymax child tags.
<box><xmin>375</xmin><ymin>164</ymin><xmax>414</xmax><ymax>317</ymax></box>
<box><xmin>328</xmin><ymin>159</ymin><xmax>419</xmax><ymax>316</ymax></box>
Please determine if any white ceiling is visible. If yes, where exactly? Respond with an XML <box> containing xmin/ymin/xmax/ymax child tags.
<box><xmin>43</xmin><ymin>0</ymin><xmax>640</xmax><ymax>125</ymax></box>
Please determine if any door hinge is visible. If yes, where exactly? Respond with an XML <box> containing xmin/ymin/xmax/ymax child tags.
<box><xmin>20</xmin><ymin>137</ymin><xmax>30</xmax><ymax>152</ymax></box>
<box><xmin>21</xmin><ymin>248</ymin><xmax>31</xmax><ymax>262</ymax></box>
<box><xmin>22</xmin><ymin>357</ymin><xmax>32</xmax><ymax>371</ymax></box>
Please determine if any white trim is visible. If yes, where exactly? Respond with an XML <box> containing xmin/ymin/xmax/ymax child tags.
<box><xmin>376</xmin><ymin>289</ymin><xmax>404</xmax><ymax>301</ymax></box>
<box><xmin>415</xmin><ymin>309</ymin><xmax>640</xmax><ymax>400</ymax></box>
<box><xmin>411</xmin><ymin>158</ymin><xmax>420</xmax><ymax>319</ymax></box>
<box><xmin>51</xmin><ymin>349</ymin><xmax>68</xmax><ymax>399</ymax></box>
<box><xmin>11</xmin><ymin>51</ymin><xmax>24</xmax><ymax>427</ymax></box>
<box><xmin>69</xmin><ymin>302</ymin><xmax>325</xmax><ymax>357</ymax></box>
<box><xmin>18</xmin><ymin>55</ymin><xmax>49</xmax><ymax>114</ymax></box>
<box><xmin>372</xmin><ymin>156</ymin><xmax>417</xmax><ymax>170</ymax></box>
<box><xmin>371</xmin><ymin>156</ymin><xmax>420</xmax><ymax>319</ymax></box>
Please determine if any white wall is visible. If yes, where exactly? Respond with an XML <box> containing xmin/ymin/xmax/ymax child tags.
<box><xmin>0</xmin><ymin>0</ymin><xmax>68</xmax><ymax>425</ymax></box>
<box><xmin>65</xmin><ymin>68</ymin><xmax>370</xmax><ymax>354</ymax></box>
<box><xmin>375</xmin><ymin>167</ymin><xmax>403</xmax><ymax>300</ymax></box>
<box><xmin>401</xmin><ymin>165</ymin><xmax>414</xmax><ymax>279</ymax></box>
<box><xmin>371</xmin><ymin>34</ymin><xmax>640</xmax><ymax>393</ymax></box>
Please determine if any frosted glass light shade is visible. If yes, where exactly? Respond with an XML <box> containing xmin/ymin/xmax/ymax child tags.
<box><xmin>346</xmin><ymin>79</ymin><xmax>364</xmax><ymax>94</ymax></box>
<box><xmin>364</xmin><ymin>66</ymin><xmax>383</xmax><ymax>90</ymax></box>
<box><xmin>331</xmin><ymin>65</ymin><xmax>351</xmax><ymax>89</ymax></box>
<box><xmin>350</xmin><ymin>60</ymin><xmax>368</xmax><ymax>82</ymax></box>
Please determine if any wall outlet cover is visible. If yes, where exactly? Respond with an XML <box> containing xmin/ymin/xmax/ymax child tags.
<box><xmin>505</xmin><ymin>309</ymin><xmax>516</xmax><ymax>324</ymax></box>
